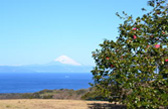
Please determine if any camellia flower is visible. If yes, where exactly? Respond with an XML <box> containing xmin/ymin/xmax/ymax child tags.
<box><xmin>155</xmin><ymin>44</ymin><xmax>160</xmax><ymax>48</ymax></box>
<box><xmin>133</xmin><ymin>35</ymin><xmax>137</xmax><ymax>39</ymax></box>
<box><xmin>133</xmin><ymin>28</ymin><xmax>137</xmax><ymax>30</ymax></box>
<box><xmin>111</xmin><ymin>64</ymin><xmax>114</xmax><ymax>68</ymax></box>
<box><xmin>147</xmin><ymin>45</ymin><xmax>150</xmax><ymax>48</ymax></box>
<box><xmin>162</xmin><ymin>32</ymin><xmax>165</xmax><ymax>34</ymax></box>
<box><xmin>106</xmin><ymin>57</ymin><xmax>110</xmax><ymax>60</ymax></box>
<box><xmin>165</xmin><ymin>59</ymin><xmax>168</xmax><ymax>62</ymax></box>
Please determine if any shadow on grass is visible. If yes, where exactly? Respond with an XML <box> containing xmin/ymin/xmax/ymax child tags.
<box><xmin>88</xmin><ymin>103</ymin><xmax>126</xmax><ymax>109</ymax></box>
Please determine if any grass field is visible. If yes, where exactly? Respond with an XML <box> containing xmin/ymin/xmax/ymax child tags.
<box><xmin>0</xmin><ymin>99</ymin><xmax>124</xmax><ymax>109</ymax></box>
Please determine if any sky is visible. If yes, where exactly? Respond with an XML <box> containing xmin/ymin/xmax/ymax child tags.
<box><xmin>0</xmin><ymin>0</ymin><xmax>150</xmax><ymax>66</ymax></box>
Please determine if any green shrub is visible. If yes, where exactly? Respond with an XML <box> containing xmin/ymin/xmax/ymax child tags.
<box><xmin>42</xmin><ymin>95</ymin><xmax>53</xmax><ymax>99</ymax></box>
<box><xmin>91</xmin><ymin>0</ymin><xmax>168</xmax><ymax>108</ymax></box>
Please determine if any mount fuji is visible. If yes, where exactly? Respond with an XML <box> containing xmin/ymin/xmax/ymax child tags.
<box><xmin>54</xmin><ymin>55</ymin><xmax>81</xmax><ymax>66</ymax></box>
<box><xmin>0</xmin><ymin>55</ymin><xmax>93</xmax><ymax>73</ymax></box>
<box><xmin>48</xmin><ymin>55</ymin><xmax>81</xmax><ymax>66</ymax></box>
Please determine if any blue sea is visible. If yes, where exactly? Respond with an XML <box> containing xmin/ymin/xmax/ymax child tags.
<box><xmin>0</xmin><ymin>73</ymin><xmax>93</xmax><ymax>93</ymax></box>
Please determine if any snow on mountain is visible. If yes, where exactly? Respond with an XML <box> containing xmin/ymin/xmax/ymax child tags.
<box><xmin>54</xmin><ymin>55</ymin><xmax>81</xmax><ymax>66</ymax></box>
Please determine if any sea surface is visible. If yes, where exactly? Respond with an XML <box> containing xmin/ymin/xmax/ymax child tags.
<box><xmin>0</xmin><ymin>73</ymin><xmax>93</xmax><ymax>93</ymax></box>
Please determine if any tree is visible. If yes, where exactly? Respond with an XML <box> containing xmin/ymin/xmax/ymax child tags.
<box><xmin>91</xmin><ymin>0</ymin><xmax>168</xmax><ymax>108</ymax></box>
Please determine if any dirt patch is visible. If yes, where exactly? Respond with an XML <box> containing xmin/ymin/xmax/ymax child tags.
<box><xmin>0</xmin><ymin>99</ymin><xmax>125</xmax><ymax>109</ymax></box>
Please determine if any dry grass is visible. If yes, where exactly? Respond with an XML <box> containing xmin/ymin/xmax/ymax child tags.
<box><xmin>0</xmin><ymin>99</ymin><xmax>123</xmax><ymax>109</ymax></box>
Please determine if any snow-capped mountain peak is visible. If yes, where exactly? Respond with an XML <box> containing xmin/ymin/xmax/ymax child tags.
<box><xmin>54</xmin><ymin>55</ymin><xmax>81</xmax><ymax>66</ymax></box>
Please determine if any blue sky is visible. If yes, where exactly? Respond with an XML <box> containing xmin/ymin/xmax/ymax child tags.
<box><xmin>0</xmin><ymin>0</ymin><xmax>149</xmax><ymax>66</ymax></box>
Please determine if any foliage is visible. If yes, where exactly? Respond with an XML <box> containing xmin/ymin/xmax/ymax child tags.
<box><xmin>81</xmin><ymin>87</ymin><xmax>108</xmax><ymax>100</ymax></box>
<box><xmin>91</xmin><ymin>0</ymin><xmax>168</xmax><ymax>108</ymax></box>
<box><xmin>0</xmin><ymin>89</ymin><xmax>89</xmax><ymax>100</ymax></box>
<box><xmin>21</xmin><ymin>89</ymin><xmax>89</xmax><ymax>99</ymax></box>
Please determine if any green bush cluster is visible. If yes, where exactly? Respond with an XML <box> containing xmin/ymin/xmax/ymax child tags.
<box><xmin>21</xmin><ymin>89</ymin><xmax>89</xmax><ymax>100</ymax></box>
<box><xmin>81</xmin><ymin>87</ymin><xmax>107</xmax><ymax>101</ymax></box>
<box><xmin>91</xmin><ymin>0</ymin><xmax>168</xmax><ymax>108</ymax></box>
<box><xmin>0</xmin><ymin>89</ymin><xmax>91</xmax><ymax>100</ymax></box>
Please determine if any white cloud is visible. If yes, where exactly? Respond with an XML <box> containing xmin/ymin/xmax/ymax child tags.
<box><xmin>54</xmin><ymin>55</ymin><xmax>81</xmax><ymax>66</ymax></box>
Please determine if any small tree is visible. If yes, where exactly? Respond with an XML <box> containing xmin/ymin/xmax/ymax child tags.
<box><xmin>91</xmin><ymin>0</ymin><xmax>168</xmax><ymax>108</ymax></box>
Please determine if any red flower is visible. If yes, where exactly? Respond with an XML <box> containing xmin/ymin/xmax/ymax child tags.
<box><xmin>111</xmin><ymin>64</ymin><xmax>114</xmax><ymax>68</ymax></box>
<box><xmin>147</xmin><ymin>45</ymin><xmax>150</xmax><ymax>48</ymax></box>
<box><xmin>133</xmin><ymin>35</ymin><xmax>137</xmax><ymax>39</ymax></box>
<box><xmin>155</xmin><ymin>44</ymin><xmax>160</xmax><ymax>48</ymax></box>
<box><xmin>162</xmin><ymin>32</ymin><xmax>165</xmax><ymax>34</ymax></box>
<box><xmin>106</xmin><ymin>57</ymin><xmax>110</xmax><ymax>60</ymax></box>
<box><xmin>165</xmin><ymin>59</ymin><xmax>168</xmax><ymax>62</ymax></box>
<box><xmin>133</xmin><ymin>28</ymin><xmax>137</xmax><ymax>30</ymax></box>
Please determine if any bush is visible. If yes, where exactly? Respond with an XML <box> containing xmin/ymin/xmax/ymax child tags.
<box><xmin>91</xmin><ymin>0</ymin><xmax>168</xmax><ymax>108</ymax></box>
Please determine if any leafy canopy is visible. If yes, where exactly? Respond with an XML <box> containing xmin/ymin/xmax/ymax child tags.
<box><xmin>91</xmin><ymin>0</ymin><xmax>168</xmax><ymax>108</ymax></box>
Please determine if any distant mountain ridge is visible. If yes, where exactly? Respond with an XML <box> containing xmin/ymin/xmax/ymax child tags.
<box><xmin>0</xmin><ymin>55</ymin><xmax>93</xmax><ymax>73</ymax></box>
